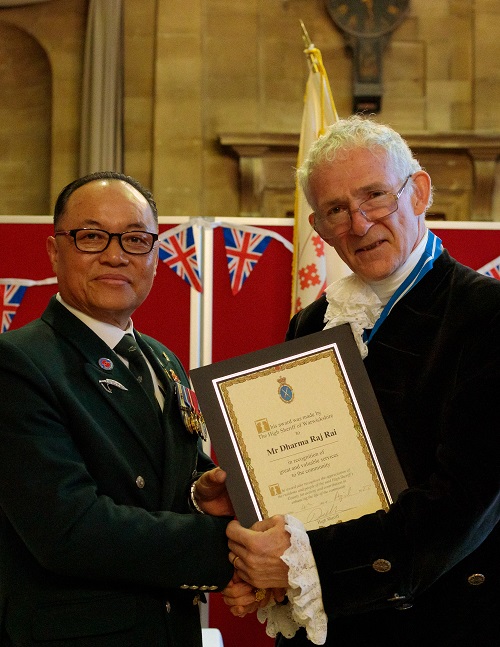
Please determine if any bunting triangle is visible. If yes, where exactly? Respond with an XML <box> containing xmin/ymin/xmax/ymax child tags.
<box><xmin>477</xmin><ymin>254</ymin><xmax>500</xmax><ymax>280</ymax></box>
<box><xmin>1</xmin><ymin>284</ymin><xmax>27</xmax><ymax>333</ymax></box>
<box><xmin>223</xmin><ymin>227</ymin><xmax>271</xmax><ymax>295</ymax></box>
<box><xmin>158</xmin><ymin>226</ymin><xmax>203</xmax><ymax>292</ymax></box>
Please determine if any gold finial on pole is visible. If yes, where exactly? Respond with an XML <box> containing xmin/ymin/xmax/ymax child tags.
<box><xmin>299</xmin><ymin>19</ymin><xmax>312</xmax><ymax>48</ymax></box>
<box><xmin>299</xmin><ymin>20</ymin><xmax>318</xmax><ymax>72</ymax></box>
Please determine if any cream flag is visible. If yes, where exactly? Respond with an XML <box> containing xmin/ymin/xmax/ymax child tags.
<box><xmin>291</xmin><ymin>35</ymin><xmax>349</xmax><ymax>314</ymax></box>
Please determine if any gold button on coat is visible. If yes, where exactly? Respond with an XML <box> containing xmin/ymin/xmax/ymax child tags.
<box><xmin>372</xmin><ymin>559</ymin><xmax>392</xmax><ymax>573</ymax></box>
<box><xmin>467</xmin><ymin>573</ymin><xmax>485</xmax><ymax>586</ymax></box>
<box><xmin>165</xmin><ymin>601</ymin><xmax>171</xmax><ymax>613</ymax></box>
<box><xmin>135</xmin><ymin>476</ymin><xmax>145</xmax><ymax>488</ymax></box>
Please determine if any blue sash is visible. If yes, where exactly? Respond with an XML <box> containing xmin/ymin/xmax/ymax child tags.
<box><xmin>363</xmin><ymin>231</ymin><xmax>443</xmax><ymax>344</ymax></box>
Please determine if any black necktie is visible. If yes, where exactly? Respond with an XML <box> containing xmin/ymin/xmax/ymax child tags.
<box><xmin>114</xmin><ymin>334</ymin><xmax>158</xmax><ymax>409</ymax></box>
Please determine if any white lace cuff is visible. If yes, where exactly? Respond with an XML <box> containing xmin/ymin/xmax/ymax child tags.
<box><xmin>257</xmin><ymin>514</ymin><xmax>328</xmax><ymax>645</ymax></box>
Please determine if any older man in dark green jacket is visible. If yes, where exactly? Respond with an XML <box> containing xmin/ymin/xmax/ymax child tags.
<box><xmin>0</xmin><ymin>172</ymin><xmax>234</xmax><ymax>646</ymax></box>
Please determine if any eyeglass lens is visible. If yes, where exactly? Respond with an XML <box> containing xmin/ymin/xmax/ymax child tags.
<box><xmin>315</xmin><ymin>177</ymin><xmax>410</xmax><ymax>235</ymax></box>
<box><xmin>74</xmin><ymin>229</ymin><xmax>155</xmax><ymax>254</ymax></box>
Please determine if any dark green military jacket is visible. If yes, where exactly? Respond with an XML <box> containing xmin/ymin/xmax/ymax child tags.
<box><xmin>0</xmin><ymin>297</ymin><xmax>233</xmax><ymax>646</ymax></box>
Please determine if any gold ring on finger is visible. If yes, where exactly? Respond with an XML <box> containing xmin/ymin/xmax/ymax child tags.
<box><xmin>254</xmin><ymin>588</ymin><xmax>266</xmax><ymax>602</ymax></box>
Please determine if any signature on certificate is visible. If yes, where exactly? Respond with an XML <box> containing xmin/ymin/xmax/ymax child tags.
<box><xmin>302</xmin><ymin>485</ymin><xmax>373</xmax><ymax>526</ymax></box>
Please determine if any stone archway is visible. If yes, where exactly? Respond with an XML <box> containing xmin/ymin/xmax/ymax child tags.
<box><xmin>0</xmin><ymin>20</ymin><xmax>51</xmax><ymax>214</ymax></box>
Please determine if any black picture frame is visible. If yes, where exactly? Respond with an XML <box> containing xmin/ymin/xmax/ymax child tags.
<box><xmin>191</xmin><ymin>324</ymin><xmax>407</xmax><ymax>528</ymax></box>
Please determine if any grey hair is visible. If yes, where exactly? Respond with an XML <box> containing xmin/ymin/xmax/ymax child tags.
<box><xmin>297</xmin><ymin>115</ymin><xmax>432</xmax><ymax>209</ymax></box>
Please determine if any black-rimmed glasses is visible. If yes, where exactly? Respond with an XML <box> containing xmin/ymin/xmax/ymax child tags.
<box><xmin>314</xmin><ymin>175</ymin><xmax>413</xmax><ymax>236</ymax></box>
<box><xmin>54</xmin><ymin>228</ymin><xmax>159</xmax><ymax>255</ymax></box>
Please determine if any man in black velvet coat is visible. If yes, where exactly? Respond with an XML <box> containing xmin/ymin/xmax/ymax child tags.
<box><xmin>223</xmin><ymin>117</ymin><xmax>500</xmax><ymax>646</ymax></box>
<box><xmin>0</xmin><ymin>172</ymin><xmax>235</xmax><ymax>646</ymax></box>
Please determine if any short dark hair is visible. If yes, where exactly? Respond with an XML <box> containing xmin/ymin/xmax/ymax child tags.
<box><xmin>53</xmin><ymin>171</ymin><xmax>158</xmax><ymax>227</ymax></box>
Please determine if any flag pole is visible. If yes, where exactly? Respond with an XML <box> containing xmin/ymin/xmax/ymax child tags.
<box><xmin>299</xmin><ymin>20</ymin><xmax>318</xmax><ymax>73</ymax></box>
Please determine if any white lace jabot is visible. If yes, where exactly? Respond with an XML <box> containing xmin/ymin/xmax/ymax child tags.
<box><xmin>323</xmin><ymin>273</ymin><xmax>383</xmax><ymax>358</ymax></box>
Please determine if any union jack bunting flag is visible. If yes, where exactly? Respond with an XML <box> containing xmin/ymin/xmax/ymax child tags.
<box><xmin>1</xmin><ymin>284</ymin><xmax>27</xmax><ymax>333</ymax></box>
<box><xmin>158</xmin><ymin>226</ymin><xmax>203</xmax><ymax>292</ymax></box>
<box><xmin>223</xmin><ymin>227</ymin><xmax>271</xmax><ymax>295</ymax></box>
<box><xmin>477</xmin><ymin>254</ymin><xmax>500</xmax><ymax>280</ymax></box>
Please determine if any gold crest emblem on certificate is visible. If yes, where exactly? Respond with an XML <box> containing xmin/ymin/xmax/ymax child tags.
<box><xmin>277</xmin><ymin>377</ymin><xmax>294</xmax><ymax>403</ymax></box>
<box><xmin>255</xmin><ymin>418</ymin><xmax>270</xmax><ymax>433</ymax></box>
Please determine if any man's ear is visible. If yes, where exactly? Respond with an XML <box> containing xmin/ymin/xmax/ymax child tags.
<box><xmin>46</xmin><ymin>236</ymin><xmax>58</xmax><ymax>273</ymax></box>
<box><xmin>308</xmin><ymin>212</ymin><xmax>316</xmax><ymax>229</ymax></box>
<box><xmin>411</xmin><ymin>171</ymin><xmax>432</xmax><ymax>216</ymax></box>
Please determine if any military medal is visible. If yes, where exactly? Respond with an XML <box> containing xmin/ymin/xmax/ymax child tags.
<box><xmin>159</xmin><ymin>350</ymin><xmax>207</xmax><ymax>439</ymax></box>
<box><xmin>175</xmin><ymin>383</ymin><xmax>208</xmax><ymax>441</ymax></box>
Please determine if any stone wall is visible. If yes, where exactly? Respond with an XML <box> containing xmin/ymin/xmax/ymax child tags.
<box><xmin>0</xmin><ymin>0</ymin><xmax>499</xmax><ymax>219</ymax></box>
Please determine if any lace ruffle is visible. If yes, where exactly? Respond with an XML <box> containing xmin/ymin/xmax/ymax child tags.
<box><xmin>257</xmin><ymin>514</ymin><xmax>328</xmax><ymax>645</ymax></box>
<box><xmin>323</xmin><ymin>273</ymin><xmax>382</xmax><ymax>358</ymax></box>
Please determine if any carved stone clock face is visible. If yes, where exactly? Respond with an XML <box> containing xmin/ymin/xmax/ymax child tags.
<box><xmin>326</xmin><ymin>0</ymin><xmax>410</xmax><ymax>39</ymax></box>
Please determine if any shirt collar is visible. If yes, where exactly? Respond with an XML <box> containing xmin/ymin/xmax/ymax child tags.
<box><xmin>55</xmin><ymin>293</ymin><xmax>134</xmax><ymax>349</ymax></box>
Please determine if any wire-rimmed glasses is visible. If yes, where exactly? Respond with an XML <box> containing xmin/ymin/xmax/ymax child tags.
<box><xmin>313</xmin><ymin>175</ymin><xmax>412</xmax><ymax>236</ymax></box>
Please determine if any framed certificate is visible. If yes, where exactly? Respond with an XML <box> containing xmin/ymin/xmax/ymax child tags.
<box><xmin>190</xmin><ymin>324</ymin><xmax>407</xmax><ymax>530</ymax></box>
